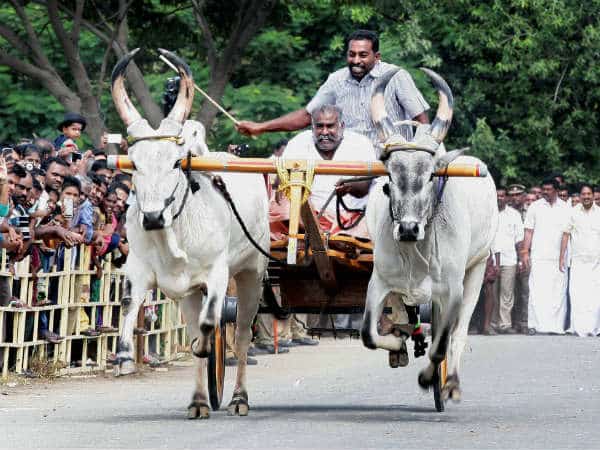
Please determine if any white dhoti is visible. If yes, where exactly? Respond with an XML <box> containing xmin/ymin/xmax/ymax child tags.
<box><xmin>568</xmin><ymin>259</ymin><xmax>600</xmax><ymax>336</ymax></box>
<box><xmin>528</xmin><ymin>259</ymin><xmax>567</xmax><ymax>333</ymax></box>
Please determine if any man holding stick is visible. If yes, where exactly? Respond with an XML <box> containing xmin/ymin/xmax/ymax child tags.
<box><xmin>236</xmin><ymin>30</ymin><xmax>430</xmax><ymax>146</ymax></box>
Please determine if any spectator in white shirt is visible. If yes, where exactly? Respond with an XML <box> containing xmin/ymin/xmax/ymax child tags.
<box><xmin>559</xmin><ymin>184</ymin><xmax>600</xmax><ymax>336</ymax></box>
<box><xmin>521</xmin><ymin>177</ymin><xmax>570</xmax><ymax>335</ymax></box>
<box><xmin>492</xmin><ymin>187</ymin><xmax>524</xmax><ymax>333</ymax></box>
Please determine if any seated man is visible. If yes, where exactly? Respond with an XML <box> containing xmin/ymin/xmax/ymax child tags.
<box><xmin>270</xmin><ymin>104</ymin><xmax>376</xmax><ymax>240</ymax></box>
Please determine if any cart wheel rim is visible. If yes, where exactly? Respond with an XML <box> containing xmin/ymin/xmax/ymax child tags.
<box><xmin>207</xmin><ymin>324</ymin><xmax>226</xmax><ymax>410</ymax></box>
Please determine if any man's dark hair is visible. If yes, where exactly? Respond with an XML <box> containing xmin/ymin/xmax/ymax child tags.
<box><xmin>42</xmin><ymin>156</ymin><xmax>69</xmax><ymax>171</ymax></box>
<box><xmin>33</xmin><ymin>138</ymin><xmax>55</xmax><ymax>160</ymax></box>
<box><xmin>92</xmin><ymin>148</ymin><xmax>107</xmax><ymax>158</ymax></box>
<box><xmin>550</xmin><ymin>172</ymin><xmax>565</xmax><ymax>184</ymax></box>
<box><xmin>9</xmin><ymin>164</ymin><xmax>27</xmax><ymax>178</ymax></box>
<box><xmin>14</xmin><ymin>143</ymin><xmax>29</xmax><ymax>157</ymax></box>
<box><xmin>91</xmin><ymin>159</ymin><xmax>108</xmax><ymax>172</ymax></box>
<box><xmin>89</xmin><ymin>172</ymin><xmax>108</xmax><ymax>187</ymax></box>
<box><xmin>274</xmin><ymin>139</ymin><xmax>288</xmax><ymax>151</ymax></box>
<box><xmin>62</xmin><ymin>175</ymin><xmax>81</xmax><ymax>194</ymax></box>
<box><xmin>580</xmin><ymin>183</ymin><xmax>594</xmax><ymax>194</ymax></box>
<box><xmin>594</xmin><ymin>185</ymin><xmax>600</xmax><ymax>193</ymax></box>
<box><xmin>22</xmin><ymin>144</ymin><xmax>41</xmax><ymax>158</ymax></box>
<box><xmin>30</xmin><ymin>167</ymin><xmax>46</xmax><ymax>178</ymax></box>
<box><xmin>113</xmin><ymin>173</ymin><xmax>131</xmax><ymax>184</ymax></box>
<box><xmin>541</xmin><ymin>177</ymin><xmax>559</xmax><ymax>190</ymax></box>
<box><xmin>32</xmin><ymin>178</ymin><xmax>42</xmax><ymax>191</ymax></box>
<box><xmin>110</xmin><ymin>182</ymin><xmax>130</xmax><ymax>195</ymax></box>
<box><xmin>346</xmin><ymin>29</ymin><xmax>379</xmax><ymax>52</ymax></box>
<box><xmin>496</xmin><ymin>185</ymin><xmax>506</xmax><ymax>192</ymax></box>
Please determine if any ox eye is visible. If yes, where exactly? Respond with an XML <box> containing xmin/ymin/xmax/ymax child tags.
<box><xmin>173</xmin><ymin>159</ymin><xmax>182</xmax><ymax>169</ymax></box>
<box><xmin>382</xmin><ymin>183</ymin><xmax>390</xmax><ymax>196</ymax></box>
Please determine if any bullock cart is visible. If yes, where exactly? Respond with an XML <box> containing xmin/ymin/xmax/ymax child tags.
<box><xmin>110</xmin><ymin>154</ymin><xmax>485</xmax><ymax>412</ymax></box>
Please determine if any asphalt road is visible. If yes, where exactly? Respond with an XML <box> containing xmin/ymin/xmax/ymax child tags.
<box><xmin>1</xmin><ymin>335</ymin><xmax>599</xmax><ymax>450</ymax></box>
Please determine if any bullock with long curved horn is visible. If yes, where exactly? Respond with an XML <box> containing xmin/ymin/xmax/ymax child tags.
<box><xmin>111</xmin><ymin>49</ymin><xmax>270</xmax><ymax>419</ymax></box>
<box><xmin>361</xmin><ymin>68</ymin><xmax>498</xmax><ymax>405</ymax></box>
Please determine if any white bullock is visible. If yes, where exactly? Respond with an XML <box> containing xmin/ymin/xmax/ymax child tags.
<box><xmin>111</xmin><ymin>49</ymin><xmax>269</xmax><ymax>418</ymax></box>
<box><xmin>360</xmin><ymin>68</ymin><xmax>498</xmax><ymax>402</ymax></box>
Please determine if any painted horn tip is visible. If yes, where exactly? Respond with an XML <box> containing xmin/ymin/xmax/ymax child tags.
<box><xmin>419</xmin><ymin>67</ymin><xmax>454</xmax><ymax>106</ymax></box>
<box><xmin>111</xmin><ymin>48</ymin><xmax>141</xmax><ymax>84</ymax></box>
<box><xmin>157</xmin><ymin>48</ymin><xmax>192</xmax><ymax>77</ymax></box>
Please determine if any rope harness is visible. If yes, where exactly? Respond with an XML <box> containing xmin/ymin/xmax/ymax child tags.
<box><xmin>274</xmin><ymin>157</ymin><xmax>315</xmax><ymax>204</ymax></box>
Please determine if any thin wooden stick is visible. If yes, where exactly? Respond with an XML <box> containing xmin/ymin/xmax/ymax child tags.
<box><xmin>159</xmin><ymin>55</ymin><xmax>240</xmax><ymax>125</ymax></box>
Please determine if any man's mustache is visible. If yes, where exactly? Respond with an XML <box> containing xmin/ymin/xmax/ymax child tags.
<box><xmin>317</xmin><ymin>135</ymin><xmax>335</xmax><ymax>141</ymax></box>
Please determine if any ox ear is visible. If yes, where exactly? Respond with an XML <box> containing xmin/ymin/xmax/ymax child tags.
<box><xmin>179</xmin><ymin>120</ymin><xmax>209</xmax><ymax>156</ymax></box>
<box><xmin>433</xmin><ymin>148</ymin><xmax>465</xmax><ymax>172</ymax></box>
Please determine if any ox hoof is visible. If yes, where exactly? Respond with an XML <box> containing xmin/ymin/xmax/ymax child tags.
<box><xmin>418</xmin><ymin>364</ymin><xmax>436</xmax><ymax>389</ymax></box>
<box><xmin>227</xmin><ymin>393</ymin><xmax>249</xmax><ymax>417</ymax></box>
<box><xmin>442</xmin><ymin>376</ymin><xmax>461</xmax><ymax>403</ymax></box>
<box><xmin>190</xmin><ymin>337</ymin><xmax>211</xmax><ymax>358</ymax></box>
<box><xmin>113</xmin><ymin>359</ymin><xmax>136</xmax><ymax>377</ymax></box>
<box><xmin>187</xmin><ymin>402</ymin><xmax>210</xmax><ymax>420</ymax></box>
<box><xmin>388</xmin><ymin>341</ymin><xmax>409</xmax><ymax>368</ymax></box>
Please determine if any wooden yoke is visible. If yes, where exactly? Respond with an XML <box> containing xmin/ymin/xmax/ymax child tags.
<box><xmin>108</xmin><ymin>155</ymin><xmax>487</xmax><ymax>266</ymax></box>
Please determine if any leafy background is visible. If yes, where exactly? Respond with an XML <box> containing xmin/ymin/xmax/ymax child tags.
<box><xmin>1</xmin><ymin>0</ymin><xmax>599</xmax><ymax>187</ymax></box>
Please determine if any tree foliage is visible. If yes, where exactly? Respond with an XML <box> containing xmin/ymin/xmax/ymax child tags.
<box><xmin>1</xmin><ymin>0</ymin><xmax>599</xmax><ymax>185</ymax></box>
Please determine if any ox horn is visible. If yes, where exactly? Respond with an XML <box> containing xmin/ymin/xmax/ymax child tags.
<box><xmin>420</xmin><ymin>68</ymin><xmax>454</xmax><ymax>143</ymax></box>
<box><xmin>111</xmin><ymin>48</ymin><xmax>143</xmax><ymax>127</ymax></box>
<box><xmin>370</xmin><ymin>68</ymin><xmax>400</xmax><ymax>143</ymax></box>
<box><xmin>158</xmin><ymin>48</ymin><xmax>194</xmax><ymax>124</ymax></box>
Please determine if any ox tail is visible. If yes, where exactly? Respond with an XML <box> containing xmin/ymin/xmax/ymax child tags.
<box><xmin>262</xmin><ymin>278</ymin><xmax>290</xmax><ymax>320</ymax></box>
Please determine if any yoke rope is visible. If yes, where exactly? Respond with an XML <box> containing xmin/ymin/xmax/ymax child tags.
<box><xmin>275</xmin><ymin>158</ymin><xmax>315</xmax><ymax>204</ymax></box>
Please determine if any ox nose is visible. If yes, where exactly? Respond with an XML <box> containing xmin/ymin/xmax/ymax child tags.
<box><xmin>142</xmin><ymin>211</ymin><xmax>165</xmax><ymax>230</ymax></box>
<box><xmin>398</xmin><ymin>221</ymin><xmax>420</xmax><ymax>241</ymax></box>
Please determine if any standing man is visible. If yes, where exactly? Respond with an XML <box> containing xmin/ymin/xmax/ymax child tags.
<box><xmin>507</xmin><ymin>183</ymin><xmax>530</xmax><ymax>333</ymax></box>
<box><xmin>594</xmin><ymin>186</ymin><xmax>600</xmax><ymax>207</ymax></box>
<box><xmin>521</xmin><ymin>178</ymin><xmax>570</xmax><ymax>335</ymax></box>
<box><xmin>492</xmin><ymin>186</ymin><xmax>524</xmax><ymax>333</ymax></box>
<box><xmin>529</xmin><ymin>186</ymin><xmax>542</xmax><ymax>200</ymax></box>
<box><xmin>559</xmin><ymin>184</ymin><xmax>600</xmax><ymax>336</ymax></box>
<box><xmin>507</xmin><ymin>183</ymin><xmax>526</xmax><ymax>212</ymax></box>
<box><xmin>236</xmin><ymin>30</ymin><xmax>430</xmax><ymax>145</ymax></box>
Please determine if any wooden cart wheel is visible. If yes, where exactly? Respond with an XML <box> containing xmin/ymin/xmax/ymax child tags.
<box><xmin>207</xmin><ymin>321</ymin><xmax>226</xmax><ymax>411</ymax></box>
<box><xmin>431</xmin><ymin>301</ymin><xmax>447</xmax><ymax>412</ymax></box>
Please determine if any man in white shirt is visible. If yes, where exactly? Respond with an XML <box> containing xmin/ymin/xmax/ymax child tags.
<box><xmin>270</xmin><ymin>104</ymin><xmax>377</xmax><ymax>239</ymax></box>
<box><xmin>559</xmin><ymin>184</ymin><xmax>600</xmax><ymax>336</ymax></box>
<box><xmin>521</xmin><ymin>178</ymin><xmax>570</xmax><ymax>334</ymax></box>
<box><xmin>492</xmin><ymin>187</ymin><xmax>524</xmax><ymax>333</ymax></box>
<box><xmin>270</xmin><ymin>104</ymin><xmax>377</xmax><ymax>332</ymax></box>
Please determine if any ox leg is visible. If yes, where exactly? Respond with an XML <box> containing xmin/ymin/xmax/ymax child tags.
<box><xmin>228</xmin><ymin>270</ymin><xmax>261</xmax><ymax>416</ymax></box>
<box><xmin>418</xmin><ymin>270</ymin><xmax>463</xmax><ymax>394</ymax></box>
<box><xmin>115</xmin><ymin>264</ymin><xmax>152</xmax><ymax>376</ymax></box>
<box><xmin>194</xmin><ymin>257</ymin><xmax>229</xmax><ymax>357</ymax></box>
<box><xmin>443</xmin><ymin>260</ymin><xmax>487</xmax><ymax>402</ymax></box>
<box><xmin>361</xmin><ymin>271</ymin><xmax>404</xmax><ymax>351</ymax></box>
<box><xmin>181</xmin><ymin>293</ymin><xmax>211</xmax><ymax>419</ymax></box>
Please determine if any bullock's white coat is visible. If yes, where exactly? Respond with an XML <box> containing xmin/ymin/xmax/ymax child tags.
<box><xmin>364</xmin><ymin>150</ymin><xmax>498</xmax><ymax>395</ymax></box>
<box><xmin>117</xmin><ymin>119</ymin><xmax>269</xmax><ymax>414</ymax></box>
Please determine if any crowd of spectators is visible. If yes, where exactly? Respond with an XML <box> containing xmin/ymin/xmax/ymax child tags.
<box><xmin>0</xmin><ymin>112</ymin><xmax>132</xmax><ymax>348</ymax></box>
<box><xmin>471</xmin><ymin>175</ymin><xmax>600</xmax><ymax>337</ymax></box>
